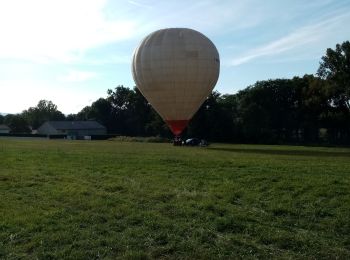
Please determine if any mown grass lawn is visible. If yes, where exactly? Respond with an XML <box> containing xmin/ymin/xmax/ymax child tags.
<box><xmin>1</xmin><ymin>138</ymin><xmax>350</xmax><ymax>259</ymax></box>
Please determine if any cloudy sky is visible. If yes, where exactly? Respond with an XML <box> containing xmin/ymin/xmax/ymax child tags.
<box><xmin>0</xmin><ymin>0</ymin><xmax>349</xmax><ymax>114</ymax></box>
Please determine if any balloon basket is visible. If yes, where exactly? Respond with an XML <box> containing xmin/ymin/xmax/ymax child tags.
<box><xmin>173</xmin><ymin>135</ymin><xmax>183</xmax><ymax>146</ymax></box>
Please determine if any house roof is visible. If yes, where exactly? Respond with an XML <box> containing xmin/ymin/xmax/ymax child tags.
<box><xmin>0</xmin><ymin>124</ymin><xmax>10</xmax><ymax>130</ymax></box>
<box><xmin>46</xmin><ymin>121</ymin><xmax>106</xmax><ymax>130</ymax></box>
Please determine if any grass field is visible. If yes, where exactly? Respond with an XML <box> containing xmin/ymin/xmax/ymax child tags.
<box><xmin>1</xmin><ymin>138</ymin><xmax>350</xmax><ymax>259</ymax></box>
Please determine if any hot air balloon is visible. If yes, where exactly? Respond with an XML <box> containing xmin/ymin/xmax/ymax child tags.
<box><xmin>132</xmin><ymin>28</ymin><xmax>220</xmax><ymax>140</ymax></box>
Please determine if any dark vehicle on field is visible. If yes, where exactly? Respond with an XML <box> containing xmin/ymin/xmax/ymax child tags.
<box><xmin>185</xmin><ymin>138</ymin><xmax>208</xmax><ymax>146</ymax></box>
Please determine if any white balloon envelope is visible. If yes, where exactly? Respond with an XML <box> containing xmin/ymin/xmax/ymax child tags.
<box><xmin>132</xmin><ymin>28</ymin><xmax>220</xmax><ymax>135</ymax></box>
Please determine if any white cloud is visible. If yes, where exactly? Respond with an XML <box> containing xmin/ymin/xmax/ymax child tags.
<box><xmin>229</xmin><ymin>11</ymin><xmax>350</xmax><ymax>66</ymax></box>
<box><xmin>0</xmin><ymin>0</ymin><xmax>137</xmax><ymax>63</ymax></box>
<box><xmin>81</xmin><ymin>55</ymin><xmax>132</xmax><ymax>65</ymax></box>
<box><xmin>142</xmin><ymin>0</ymin><xmax>265</xmax><ymax>34</ymax></box>
<box><xmin>58</xmin><ymin>70</ymin><xmax>98</xmax><ymax>82</ymax></box>
<box><xmin>128</xmin><ymin>0</ymin><xmax>152</xmax><ymax>9</ymax></box>
<box><xmin>230</xmin><ymin>31</ymin><xmax>318</xmax><ymax>66</ymax></box>
<box><xmin>0</xmin><ymin>0</ymin><xmax>282</xmax><ymax>65</ymax></box>
<box><xmin>0</xmin><ymin>80</ymin><xmax>102</xmax><ymax>114</ymax></box>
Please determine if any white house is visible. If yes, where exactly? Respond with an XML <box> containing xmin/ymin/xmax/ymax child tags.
<box><xmin>0</xmin><ymin>124</ymin><xmax>10</xmax><ymax>134</ymax></box>
<box><xmin>37</xmin><ymin>121</ymin><xmax>107</xmax><ymax>137</ymax></box>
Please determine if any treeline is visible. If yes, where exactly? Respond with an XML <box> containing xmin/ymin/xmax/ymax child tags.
<box><xmin>1</xmin><ymin>41</ymin><xmax>349</xmax><ymax>144</ymax></box>
<box><xmin>0</xmin><ymin>100</ymin><xmax>65</xmax><ymax>133</ymax></box>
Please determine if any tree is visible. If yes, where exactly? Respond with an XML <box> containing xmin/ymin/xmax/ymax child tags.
<box><xmin>217</xmin><ymin>94</ymin><xmax>241</xmax><ymax>141</ymax></box>
<box><xmin>128</xmin><ymin>88</ymin><xmax>157</xmax><ymax>136</ymax></box>
<box><xmin>317</xmin><ymin>41</ymin><xmax>350</xmax><ymax>111</ymax></box>
<box><xmin>4</xmin><ymin>114</ymin><xmax>31</xmax><ymax>133</ymax></box>
<box><xmin>65</xmin><ymin>114</ymin><xmax>78</xmax><ymax>121</ymax></box>
<box><xmin>22</xmin><ymin>100</ymin><xmax>65</xmax><ymax>129</ymax></box>
<box><xmin>77</xmin><ymin>98</ymin><xmax>115</xmax><ymax>132</ymax></box>
<box><xmin>106</xmin><ymin>86</ymin><xmax>157</xmax><ymax>135</ymax></box>
<box><xmin>76</xmin><ymin>106</ymin><xmax>92</xmax><ymax>120</ymax></box>
<box><xmin>106</xmin><ymin>86</ymin><xmax>135</xmax><ymax>135</ymax></box>
<box><xmin>317</xmin><ymin>41</ymin><xmax>350</xmax><ymax>143</ymax></box>
<box><xmin>187</xmin><ymin>91</ymin><xmax>230</xmax><ymax>141</ymax></box>
<box><xmin>234</xmin><ymin>79</ymin><xmax>301</xmax><ymax>143</ymax></box>
<box><xmin>0</xmin><ymin>114</ymin><xmax>4</xmax><ymax>124</ymax></box>
<box><xmin>293</xmin><ymin>75</ymin><xmax>325</xmax><ymax>142</ymax></box>
<box><xmin>107</xmin><ymin>86</ymin><xmax>133</xmax><ymax>111</ymax></box>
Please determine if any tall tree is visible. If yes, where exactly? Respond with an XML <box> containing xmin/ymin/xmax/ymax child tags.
<box><xmin>128</xmin><ymin>88</ymin><xmax>159</xmax><ymax>136</ymax></box>
<box><xmin>4</xmin><ymin>114</ymin><xmax>31</xmax><ymax>133</ymax></box>
<box><xmin>77</xmin><ymin>98</ymin><xmax>115</xmax><ymax>132</ymax></box>
<box><xmin>187</xmin><ymin>91</ymin><xmax>228</xmax><ymax>141</ymax></box>
<box><xmin>217</xmin><ymin>94</ymin><xmax>240</xmax><ymax>141</ymax></box>
<box><xmin>65</xmin><ymin>114</ymin><xmax>78</xmax><ymax>121</ymax></box>
<box><xmin>234</xmin><ymin>78</ymin><xmax>318</xmax><ymax>143</ymax></box>
<box><xmin>317</xmin><ymin>41</ymin><xmax>350</xmax><ymax>143</ymax></box>
<box><xmin>22</xmin><ymin>100</ymin><xmax>65</xmax><ymax>129</ymax></box>
<box><xmin>107</xmin><ymin>86</ymin><xmax>135</xmax><ymax>135</ymax></box>
<box><xmin>317</xmin><ymin>41</ymin><xmax>350</xmax><ymax>111</ymax></box>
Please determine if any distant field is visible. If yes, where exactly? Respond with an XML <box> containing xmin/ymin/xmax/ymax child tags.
<box><xmin>1</xmin><ymin>139</ymin><xmax>350</xmax><ymax>259</ymax></box>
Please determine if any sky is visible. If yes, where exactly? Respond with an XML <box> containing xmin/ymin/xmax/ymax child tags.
<box><xmin>0</xmin><ymin>0</ymin><xmax>349</xmax><ymax>114</ymax></box>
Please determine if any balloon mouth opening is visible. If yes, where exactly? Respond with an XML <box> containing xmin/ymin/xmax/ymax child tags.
<box><xmin>165</xmin><ymin>120</ymin><xmax>189</xmax><ymax>136</ymax></box>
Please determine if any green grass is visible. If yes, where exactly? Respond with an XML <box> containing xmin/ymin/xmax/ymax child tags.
<box><xmin>1</xmin><ymin>139</ymin><xmax>350</xmax><ymax>259</ymax></box>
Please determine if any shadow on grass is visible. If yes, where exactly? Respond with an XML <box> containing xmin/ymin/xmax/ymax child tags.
<box><xmin>208</xmin><ymin>147</ymin><xmax>350</xmax><ymax>157</ymax></box>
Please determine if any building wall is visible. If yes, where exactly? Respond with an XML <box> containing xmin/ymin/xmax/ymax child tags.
<box><xmin>0</xmin><ymin>129</ymin><xmax>10</xmax><ymax>134</ymax></box>
<box><xmin>68</xmin><ymin>128</ymin><xmax>107</xmax><ymax>136</ymax></box>
<box><xmin>37</xmin><ymin>123</ymin><xmax>59</xmax><ymax>135</ymax></box>
<box><xmin>37</xmin><ymin>122</ymin><xmax>107</xmax><ymax>136</ymax></box>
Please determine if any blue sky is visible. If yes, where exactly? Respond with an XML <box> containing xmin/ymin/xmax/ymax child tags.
<box><xmin>0</xmin><ymin>0</ymin><xmax>349</xmax><ymax>114</ymax></box>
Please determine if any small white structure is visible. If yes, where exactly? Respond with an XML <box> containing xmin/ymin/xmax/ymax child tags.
<box><xmin>0</xmin><ymin>124</ymin><xmax>10</xmax><ymax>134</ymax></box>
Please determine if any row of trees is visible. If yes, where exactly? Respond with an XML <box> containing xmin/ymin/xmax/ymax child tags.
<box><xmin>0</xmin><ymin>100</ymin><xmax>65</xmax><ymax>133</ymax></box>
<box><xmin>1</xmin><ymin>41</ymin><xmax>349</xmax><ymax>144</ymax></box>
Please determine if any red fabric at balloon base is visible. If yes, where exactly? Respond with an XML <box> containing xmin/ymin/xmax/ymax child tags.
<box><xmin>165</xmin><ymin>120</ymin><xmax>189</xmax><ymax>136</ymax></box>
